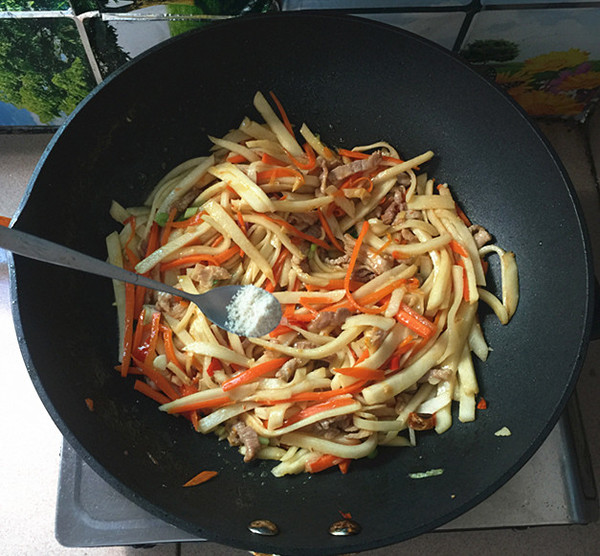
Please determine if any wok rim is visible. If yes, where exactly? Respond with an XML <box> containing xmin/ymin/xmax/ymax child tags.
<box><xmin>8</xmin><ymin>11</ymin><xmax>595</xmax><ymax>554</ymax></box>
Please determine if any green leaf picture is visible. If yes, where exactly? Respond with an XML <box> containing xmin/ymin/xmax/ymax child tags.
<box><xmin>0</xmin><ymin>18</ymin><xmax>96</xmax><ymax>123</ymax></box>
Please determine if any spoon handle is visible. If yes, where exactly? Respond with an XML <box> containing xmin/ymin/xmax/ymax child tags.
<box><xmin>0</xmin><ymin>224</ymin><xmax>185</xmax><ymax>300</ymax></box>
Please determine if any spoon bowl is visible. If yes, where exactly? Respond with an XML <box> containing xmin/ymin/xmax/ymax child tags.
<box><xmin>0</xmin><ymin>224</ymin><xmax>281</xmax><ymax>337</ymax></box>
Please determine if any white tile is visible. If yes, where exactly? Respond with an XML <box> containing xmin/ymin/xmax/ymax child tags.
<box><xmin>0</xmin><ymin>133</ymin><xmax>52</xmax><ymax>218</ymax></box>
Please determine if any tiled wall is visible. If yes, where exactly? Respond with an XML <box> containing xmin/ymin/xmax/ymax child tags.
<box><xmin>1</xmin><ymin>1</ymin><xmax>599</xmax><ymax>129</ymax></box>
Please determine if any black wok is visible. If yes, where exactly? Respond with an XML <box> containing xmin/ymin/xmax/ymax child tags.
<box><xmin>9</xmin><ymin>12</ymin><xmax>594</xmax><ymax>555</ymax></box>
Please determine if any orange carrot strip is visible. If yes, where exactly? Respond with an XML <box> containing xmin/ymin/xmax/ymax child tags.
<box><xmin>337</xmin><ymin>148</ymin><xmax>404</xmax><ymax>165</ymax></box>
<box><xmin>477</xmin><ymin>397</ymin><xmax>488</xmax><ymax>410</ymax></box>
<box><xmin>259</xmin><ymin>380</ymin><xmax>367</xmax><ymax>404</ymax></box>
<box><xmin>334</xmin><ymin>366</ymin><xmax>386</xmax><ymax>381</ymax></box>
<box><xmin>161</xmin><ymin>325</ymin><xmax>186</xmax><ymax>372</ymax></box>
<box><xmin>205</xmin><ymin>358</ymin><xmax>222</xmax><ymax>377</ymax></box>
<box><xmin>213</xmin><ymin>245</ymin><xmax>242</xmax><ymax>265</ymax></box>
<box><xmin>0</xmin><ymin>215</ymin><xmax>11</xmax><ymax>227</ymax></box>
<box><xmin>123</xmin><ymin>216</ymin><xmax>139</xmax><ymax>269</ymax></box>
<box><xmin>456</xmin><ymin>258</ymin><xmax>471</xmax><ymax>302</ymax></box>
<box><xmin>325</xmin><ymin>278</ymin><xmax>362</xmax><ymax>291</ymax></box>
<box><xmin>222</xmin><ymin>357</ymin><xmax>290</xmax><ymax>392</ymax></box>
<box><xmin>180</xmin><ymin>384</ymin><xmax>198</xmax><ymax>397</ymax></box>
<box><xmin>166</xmin><ymin>395</ymin><xmax>231</xmax><ymax>414</ymax></box>
<box><xmin>320</xmin><ymin>298</ymin><xmax>352</xmax><ymax>314</ymax></box>
<box><xmin>145</xmin><ymin>221</ymin><xmax>160</xmax><ymax>256</ymax></box>
<box><xmin>286</xmin><ymin>142</ymin><xmax>317</xmax><ymax>171</ymax></box>
<box><xmin>133</xmin><ymin>283</ymin><xmax>147</xmax><ymax>321</ymax></box>
<box><xmin>134</xmin><ymin>379</ymin><xmax>171</xmax><ymax>405</ymax></box>
<box><xmin>282</xmin><ymin>397</ymin><xmax>356</xmax><ymax>427</ymax></box>
<box><xmin>170</xmin><ymin>211</ymin><xmax>205</xmax><ymax>229</ymax></box>
<box><xmin>340</xmin><ymin>174</ymin><xmax>373</xmax><ymax>192</ymax></box>
<box><xmin>161</xmin><ymin>256</ymin><xmax>214</xmax><ymax>271</ymax></box>
<box><xmin>264</xmin><ymin>281</ymin><xmax>275</xmax><ymax>293</ymax></box>
<box><xmin>262</xmin><ymin>215</ymin><xmax>330</xmax><ymax>250</ymax></box>
<box><xmin>344</xmin><ymin>221</ymin><xmax>381</xmax><ymax>314</ymax></box>
<box><xmin>269</xmin><ymin>324</ymin><xmax>294</xmax><ymax>337</ymax></box>
<box><xmin>455</xmin><ymin>204</ymin><xmax>472</xmax><ymax>227</ymax></box>
<box><xmin>357</xmin><ymin>278</ymin><xmax>406</xmax><ymax>307</ymax></box>
<box><xmin>338</xmin><ymin>460</ymin><xmax>351</xmax><ymax>474</ymax></box>
<box><xmin>211</xmin><ymin>235</ymin><xmax>225</xmax><ymax>247</ymax></box>
<box><xmin>396</xmin><ymin>303</ymin><xmax>436</xmax><ymax>339</ymax></box>
<box><xmin>183</xmin><ymin>470</ymin><xmax>218</xmax><ymax>487</ymax></box>
<box><xmin>298</xmin><ymin>296</ymin><xmax>336</xmax><ymax>305</ymax></box>
<box><xmin>373</xmin><ymin>235</ymin><xmax>393</xmax><ymax>257</ymax></box>
<box><xmin>283</xmin><ymin>303</ymin><xmax>296</xmax><ymax>318</ymax></box>
<box><xmin>236</xmin><ymin>210</ymin><xmax>247</xmax><ymax>235</ymax></box>
<box><xmin>261</xmin><ymin>152</ymin><xmax>288</xmax><ymax>166</ymax></box>
<box><xmin>256</xmin><ymin>167</ymin><xmax>304</xmax><ymax>184</ymax></box>
<box><xmin>306</xmin><ymin>453</ymin><xmax>351</xmax><ymax>474</ymax></box>
<box><xmin>269</xmin><ymin>248</ymin><xmax>291</xmax><ymax>289</ymax></box>
<box><xmin>144</xmin><ymin>311</ymin><xmax>162</xmax><ymax>362</ymax></box>
<box><xmin>133</xmin><ymin>312</ymin><xmax>151</xmax><ymax>344</ymax></box>
<box><xmin>349</xmin><ymin>176</ymin><xmax>374</xmax><ymax>193</ymax></box>
<box><xmin>189</xmin><ymin>410</ymin><xmax>200</xmax><ymax>431</ymax></box>
<box><xmin>298</xmin><ymin>300</ymin><xmax>319</xmax><ymax>316</ymax></box>
<box><xmin>449</xmin><ymin>239</ymin><xmax>469</xmax><ymax>259</ymax></box>
<box><xmin>317</xmin><ymin>209</ymin><xmax>344</xmax><ymax>252</ymax></box>
<box><xmin>338</xmin><ymin>148</ymin><xmax>369</xmax><ymax>160</ymax></box>
<box><xmin>132</xmin><ymin>356</ymin><xmax>180</xmax><ymax>400</ymax></box>
<box><xmin>120</xmin><ymin>283</ymin><xmax>136</xmax><ymax>377</ymax></box>
<box><xmin>286</xmin><ymin>312</ymin><xmax>316</xmax><ymax>323</ymax></box>
<box><xmin>266</xmin><ymin>254</ymin><xmax>288</xmax><ymax>291</ymax></box>
<box><xmin>160</xmin><ymin>245</ymin><xmax>240</xmax><ymax>272</ymax></box>
<box><xmin>394</xmin><ymin>335</ymin><xmax>417</xmax><ymax>356</ymax></box>
<box><xmin>388</xmin><ymin>354</ymin><xmax>401</xmax><ymax>372</ymax></box>
<box><xmin>227</xmin><ymin>153</ymin><xmax>247</xmax><ymax>164</ymax></box>
<box><xmin>355</xmin><ymin>348</ymin><xmax>370</xmax><ymax>365</ymax></box>
<box><xmin>160</xmin><ymin>207</ymin><xmax>178</xmax><ymax>246</ymax></box>
<box><xmin>132</xmin><ymin>308</ymin><xmax>147</xmax><ymax>355</ymax></box>
<box><xmin>269</xmin><ymin>90</ymin><xmax>294</xmax><ymax>136</ymax></box>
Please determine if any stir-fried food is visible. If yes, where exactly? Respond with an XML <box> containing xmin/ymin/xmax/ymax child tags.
<box><xmin>107</xmin><ymin>91</ymin><xmax>519</xmax><ymax>477</ymax></box>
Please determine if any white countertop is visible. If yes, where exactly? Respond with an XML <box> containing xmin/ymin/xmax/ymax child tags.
<box><xmin>2</xmin><ymin>118</ymin><xmax>600</xmax><ymax>555</ymax></box>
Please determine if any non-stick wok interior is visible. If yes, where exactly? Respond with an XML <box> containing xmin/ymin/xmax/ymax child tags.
<box><xmin>10</xmin><ymin>13</ymin><xmax>592</xmax><ymax>555</ymax></box>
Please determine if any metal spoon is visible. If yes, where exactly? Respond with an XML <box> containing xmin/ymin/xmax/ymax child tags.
<box><xmin>0</xmin><ymin>224</ymin><xmax>282</xmax><ymax>337</ymax></box>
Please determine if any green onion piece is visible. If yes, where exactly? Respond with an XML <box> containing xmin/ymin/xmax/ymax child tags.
<box><xmin>154</xmin><ymin>212</ymin><xmax>169</xmax><ymax>226</ymax></box>
<box><xmin>180</xmin><ymin>206</ymin><xmax>200</xmax><ymax>220</ymax></box>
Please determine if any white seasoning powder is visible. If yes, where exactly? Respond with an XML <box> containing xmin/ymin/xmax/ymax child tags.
<box><xmin>225</xmin><ymin>286</ymin><xmax>281</xmax><ymax>337</ymax></box>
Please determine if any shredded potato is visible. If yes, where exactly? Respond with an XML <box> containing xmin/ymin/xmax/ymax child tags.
<box><xmin>108</xmin><ymin>91</ymin><xmax>519</xmax><ymax>477</ymax></box>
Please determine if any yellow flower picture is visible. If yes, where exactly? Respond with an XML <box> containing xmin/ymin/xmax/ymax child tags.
<box><xmin>557</xmin><ymin>71</ymin><xmax>600</xmax><ymax>91</ymax></box>
<box><xmin>462</xmin><ymin>39</ymin><xmax>600</xmax><ymax>118</ymax></box>
<box><xmin>522</xmin><ymin>48</ymin><xmax>590</xmax><ymax>75</ymax></box>
<box><xmin>507</xmin><ymin>88</ymin><xmax>585</xmax><ymax>117</ymax></box>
